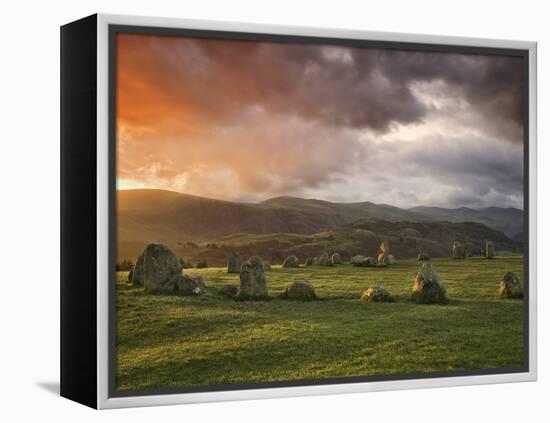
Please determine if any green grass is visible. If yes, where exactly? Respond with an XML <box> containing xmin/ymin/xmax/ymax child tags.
<box><xmin>115</xmin><ymin>257</ymin><xmax>524</xmax><ymax>392</ymax></box>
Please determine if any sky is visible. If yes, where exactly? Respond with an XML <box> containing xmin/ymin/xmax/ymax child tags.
<box><xmin>116</xmin><ymin>33</ymin><xmax>525</xmax><ymax>209</ymax></box>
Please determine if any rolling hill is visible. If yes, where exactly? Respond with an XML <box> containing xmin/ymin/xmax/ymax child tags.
<box><xmin>116</xmin><ymin>189</ymin><xmax>524</xmax><ymax>262</ymax></box>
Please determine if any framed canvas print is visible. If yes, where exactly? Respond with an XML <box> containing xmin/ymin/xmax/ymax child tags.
<box><xmin>60</xmin><ymin>13</ymin><xmax>537</xmax><ymax>409</ymax></box>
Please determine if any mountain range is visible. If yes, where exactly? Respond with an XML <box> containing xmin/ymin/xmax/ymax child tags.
<box><xmin>116</xmin><ymin>189</ymin><xmax>524</xmax><ymax>262</ymax></box>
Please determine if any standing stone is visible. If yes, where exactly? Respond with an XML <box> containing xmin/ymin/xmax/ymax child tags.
<box><xmin>132</xmin><ymin>243</ymin><xmax>183</xmax><ymax>292</ymax></box>
<box><xmin>312</xmin><ymin>256</ymin><xmax>320</xmax><ymax>265</ymax></box>
<box><xmin>318</xmin><ymin>252</ymin><xmax>330</xmax><ymax>266</ymax></box>
<box><xmin>236</xmin><ymin>256</ymin><xmax>269</xmax><ymax>300</ymax></box>
<box><xmin>131</xmin><ymin>254</ymin><xmax>145</xmax><ymax>287</ymax></box>
<box><xmin>361</xmin><ymin>287</ymin><xmax>394</xmax><ymax>302</ymax></box>
<box><xmin>377</xmin><ymin>240</ymin><xmax>389</xmax><ymax>263</ymax></box>
<box><xmin>499</xmin><ymin>272</ymin><xmax>523</xmax><ymax>298</ymax></box>
<box><xmin>412</xmin><ymin>262</ymin><xmax>448</xmax><ymax>304</ymax></box>
<box><xmin>451</xmin><ymin>241</ymin><xmax>466</xmax><ymax>259</ymax></box>
<box><xmin>386</xmin><ymin>254</ymin><xmax>397</xmax><ymax>265</ymax></box>
<box><xmin>227</xmin><ymin>253</ymin><xmax>241</xmax><ymax>274</ymax></box>
<box><xmin>418</xmin><ymin>253</ymin><xmax>430</xmax><ymax>261</ymax></box>
<box><xmin>282</xmin><ymin>255</ymin><xmax>300</xmax><ymax>268</ymax></box>
<box><xmin>486</xmin><ymin>241</ymin><xmax>495</xmax><ymax>259</ymax></box>
<box><xmin>331</xmin><ymin>253</ymin><xmax>343</xmax><ymax>264</ymax></box>
<box><xmin>279</xmin><ymin>280</ymin><xmax>317</xmax><ymax>301</ymax></box>
<box><xmin>452</xmin><ymin>241</ymin><xmax>466</xmax><ymax>259</ymax></box>
<box><xmin>304</xmin><ymin>258</ymin><xmax>314</xmax><ymax>266</ymax></box>
<box><xmin>127</xmin><ymin>268</ymin><xmax>134</xmax><ymax>283</ymax></box>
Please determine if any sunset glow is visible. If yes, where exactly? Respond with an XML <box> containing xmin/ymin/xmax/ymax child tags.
<box><xmin>116</xmin><ymin>33</ymin><xmax>525</xmax><ymax>208</ymax></box>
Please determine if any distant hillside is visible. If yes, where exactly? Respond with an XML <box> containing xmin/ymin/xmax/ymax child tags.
<box><xmin>408</xmin><ymin>206</ymin><xmax>524</xmax><ymax>241</ymax></box>
<box><xmin>118</xmin><ymin>218</ymin><xmax>522</xmax><ymax>265</ymax></box>
<box><xmin>117</xmin><ymin>189</ymin><xmax>523</xmax><ymax>262</ymax></box>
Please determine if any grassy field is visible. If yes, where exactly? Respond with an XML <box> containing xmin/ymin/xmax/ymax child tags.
<box><xmin>115</xmin><ymin>256</ymin><xmax>524</xmax><ymax>392</ymax></box>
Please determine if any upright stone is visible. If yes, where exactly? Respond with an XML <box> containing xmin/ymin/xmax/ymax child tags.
<box><xmin>319</xmin><ymin>253</ymin><xmax>330</xmax><ymax>266</ymax></box>
<box><xmin>486</xmin><ymin>241</ymin><xmax>495</xmax><ymax>259</ymax></box>
<box><xmin>331</xmin><ymin>253</ymin><xmax>343</xmax><ymax>264</ymax></box>
<box><xmin>411</xmin><ymin>262</ymin><xmax>448</xmax><ymax>304</ymax></box>
<box><xmin>499</xmin><ymin>272</ymin><xmax>523</xmax><ymax>298</ymax></box>
<box><xmin>131</xmin><ymin>254</ymin><xmax>145</xmax><ymax>287</ymax></box>
<box><xmin>452</xmin><ymin>241</ymin><xmax>466</xmax><ymax>259</ymax></box>
<box><xmin>377</xmin><ymin>240</ymin><xmax>389</xmax><ymax>263</ymax></box>
<box><xmin>132</xmin><ymin>243</ymin><xmax>183</xmax><ymax>292</ymax></box>
<box><xmin>236</xmin><ymin>256</ymin><xmax>269</xmax><ymax>300</ymax></box>
<box><xmin>282</xmin><ymin>255</ymin><xmax>300</xmax><ymax>268</ymax></box>
<box><xmin>227</xmin><ymin>253</ymin><xmax>241</xmax><ymax>274</ymax></box>
<box><xmin>304</xmin><ymin>258</ymin><xmax>313</xmax><ymax>266</ymax></box>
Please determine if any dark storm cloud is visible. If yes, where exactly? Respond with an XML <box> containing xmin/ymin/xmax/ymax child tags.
<box><xmin>362</xmin><ymin>133</ymin><xmax>524</xmax><ymax>208</ymax></box>
<box><xmin>117</xmin><ymin>33</ymin><xmax>525</xmax><ymax>208</ymax></box>
<box><xmin>121</xmin><ymin>35</ymin><xmax>523</xmax><ymax>135</ymax></box>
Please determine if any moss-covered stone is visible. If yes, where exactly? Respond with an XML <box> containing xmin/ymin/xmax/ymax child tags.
<box><xmin>282</xmin><ymin>255</ymin><xmax>299</xmax><ymax>268</ymax></box>
<box><xmin>279</xmin><ymin>280</ymin><xmax>317</xmax><ymax>301</ymax></box>
<box><xmin>235</xmin><ymin>256</ymin><xmax>269</xmax><ymax>300</ymax></box>
<box><xmin>411</xmin><ymin>263</ymin><xmax>448</xmax><ymax>304</ymax></box>
<box><xmin>361</xmin><ymin>287</ymin><xmax>394</xmax><ymax>302</ymax></box>
<box><xmin>227</xmin><ymin>253</ymin><xmax>241</xmax><ymax>274</ymax></box>
<box><xmin>499</xmin><ymin>272</ymin><xmax>523</xmax><ymax>299</ymax></box>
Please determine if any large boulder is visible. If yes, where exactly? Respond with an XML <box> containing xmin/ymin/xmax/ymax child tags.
<box><xmin>452</xmin><ymin>241</ymin><xmax>466</xmax><ymax>259</ymax></box>
<box><xmin>412</xmin><ymin>262</ymin><xmax>448</xmax><ymax>304</ymax></box>
<box><xmin>132</xmin><ymin>243</ymin><xmax>183</xmax><ymax>292</ymax></box>
<box><xmin>499</xmin><ymin>272</ymin><xmax>523</xmax><ymax>298</ymax></box>
<box><xmin>279</xmin><ymin>280</ymin><xmax>317</xmax><ymax>301</ymax></box>
<box><xmin>227</xmin><ymin>253</ymin><xmax>241</xmax><ymax>274</ymax></box>
<box><xmin>486</xmin><ymin>241</ymin><xmax>495</xmax><ymax>259</ymax></box>
<box><xmin>170</xmin><ymin>274</ymin><xmax>206</xmax><ymax>296</ymax></box>
<box><xmin>282</xmin><ymin>255</ymin><xmax>300</xmax><ymax>268</ymax></box>
<box><xmin>386</xmin><ymin>254</ymin><xmax>397</xmax><ymax>265</ymax></box>
<box><xmin>361</xmin><ymin>287</ymin><xmax>394</xmax><ymax>302</ymax></box>
<box><xmin>351</xmin><ymin>255</ymin><xmax>375</xmax><ymax>267</ymax></box>
<box><xmin>331</xmin><ymin>253</ymin><xmax>343</xmax><ymax>264</ymax></box>
<box><xmin>236</xmin><ymin>256</ymin><xmax>269</xmax><ymax>300</ymax></box>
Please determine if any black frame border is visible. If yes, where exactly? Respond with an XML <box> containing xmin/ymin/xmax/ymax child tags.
<box><xmin>107</xmin><ymin>23</ymin><xmax>531</xmax><ymax>399</ymax></box>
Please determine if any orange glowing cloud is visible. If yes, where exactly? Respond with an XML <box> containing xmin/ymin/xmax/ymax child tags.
<box><xmin>115</xmin><ymin>32</ymin><xmax>524</xmax><ymax>208</ymax></box>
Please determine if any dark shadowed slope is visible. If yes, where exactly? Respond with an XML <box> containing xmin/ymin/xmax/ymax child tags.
<box><xmin>117</xmin><ymin>189</ymin><xmax>523</xmax><ymax>261</ymax></box>
<box><xmin>261</xmin><ymin>196</ymin><xmax>523</xmax><ymax>238</ymax></box>
<box><xmin>408</xmin><ymin>206</ymin><xmax>524</xmax><ymax>240</ymax></box>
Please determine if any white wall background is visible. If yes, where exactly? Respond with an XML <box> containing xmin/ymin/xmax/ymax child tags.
<box><xmin>0</xmin><ymin>0</ymin><xmax>547</xmax><ymax>421</ymax></box>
